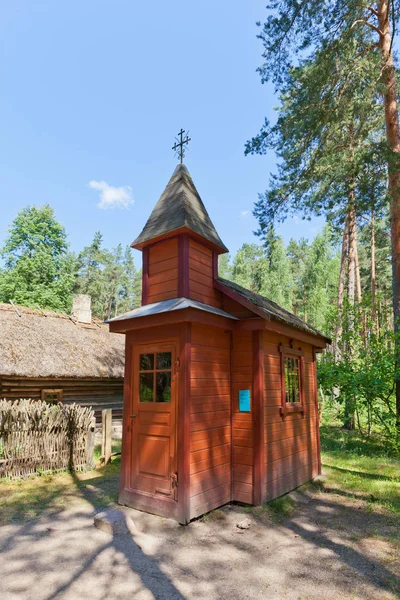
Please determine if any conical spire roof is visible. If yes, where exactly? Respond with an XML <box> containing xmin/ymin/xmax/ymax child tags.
<box><xmin>132</xmin><ymin>164</ymin><xmax>228</xmax><ymax>252</ymax></box>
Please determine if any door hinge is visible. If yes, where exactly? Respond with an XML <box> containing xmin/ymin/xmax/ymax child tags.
<box><xmin>171</xmin><ymin>472</ymin><xmax>178</xmax><ymax>488</ymax></box>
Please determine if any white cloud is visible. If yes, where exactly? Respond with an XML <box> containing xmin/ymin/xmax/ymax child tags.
<box><xmin>88</xmin><ymin>180</ymin><xmax>133</xmax><ymax>210</ymax></box>
<box><xmin>240</xmin><ymin>210</ymin><xmax>250</xmax><ymax>218</ymax></box>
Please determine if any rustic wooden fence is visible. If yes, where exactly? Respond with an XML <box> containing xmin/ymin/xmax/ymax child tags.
<box><xmin>0</xmin><ymin>399</ymin><xmax>95</xmax><ymax>479</ymax></box>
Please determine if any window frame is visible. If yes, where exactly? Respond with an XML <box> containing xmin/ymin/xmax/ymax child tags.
<box><xmin>41</xmin><ymin>388</ymin><xmax>63</xmax><ymax>404</ymax></box>
<box><xmin>139</xmin><ymin>351</ymin><xmax>173</xmax><ymax>403</ymax></box>
<box><xmin>279</xmin><ymin>344</ymin><xmax>306</xmax><ymax>418</ymax></box>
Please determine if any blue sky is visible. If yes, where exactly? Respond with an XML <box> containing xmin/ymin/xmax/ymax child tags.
<box><xmin>0</xmin><ymin>1</ymin><xmax>323</xmax><ymax>267</ymax></box>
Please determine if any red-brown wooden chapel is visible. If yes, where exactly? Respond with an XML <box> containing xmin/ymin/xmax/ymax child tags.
<box><xmin>108</xmin><ymin>162</ymin><xmax>330</xmax><ymax>524</ymax></box>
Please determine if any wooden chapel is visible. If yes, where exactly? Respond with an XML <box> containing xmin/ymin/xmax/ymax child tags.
<box><xmin>108</xmin><ymin>162</ymin><xmax>330</xmax><ymax>524</ymax></box>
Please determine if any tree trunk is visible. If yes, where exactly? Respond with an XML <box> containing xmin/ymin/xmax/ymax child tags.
<box><xmin>354</xmin><ymin>233</ymin><xmax>362</xmax><ymax>304</ymax></box>
<box><xmin>344</xmin><ymin>202</ymin><xmax>356</xmax><ymax>429</ymax></box>
<box><xmin>371</xmin><ymin>209</ymin><xmax>378</xmax><ymax>330</ymax></box>
<box><xmin>335</xmin><ymin>215</ymin><xmax>349</xmax><ymax>359</ymax></box>
<box><xmin>338</xmin><ymin>215</ymin><xmax>349</xmax><ymax>310</ymax></box>
<box><xmin>378</xmin><ymin>1</ymin><xmax>400</xmax><ymax>432</ymax></box>
<box><xmin>347</xmin><ymin>203</ymin><xmax>356</xmax><ymax>305</ymax></box>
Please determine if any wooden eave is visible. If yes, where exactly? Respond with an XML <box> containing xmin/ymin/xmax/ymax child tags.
<box><xmin>132</xmin><ymin>226</ymin><xmax>228</xmax><ymax>255</ymax></box>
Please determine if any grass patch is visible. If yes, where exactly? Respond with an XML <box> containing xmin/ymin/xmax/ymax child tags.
<box><xmin>320</xmin><ymin>425</ymin><xmax>400</xmax><ymax>514</ymax></box>
<box><xmin>94</xmin><ymin>438</ymin><xmax>122</xmax><ymax>462</ymax></box>
<box><xmin>245</xmin><ymin>495</ymin><xmax>296</xmax><ymax>522</ymax></box>
<box><xmin>0</xmin><ymin>456</ymin><xmax>121</xmax><ymax>526</ymax></box>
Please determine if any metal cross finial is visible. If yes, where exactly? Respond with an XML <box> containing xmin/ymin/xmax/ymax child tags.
<box><xmin>172</xmin><ymin>128</ymin><xmax>191</xmax><ymax>163</ymax></box>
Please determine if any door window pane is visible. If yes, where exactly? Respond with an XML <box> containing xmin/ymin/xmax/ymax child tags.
<box><xmin>156</xmin><ymin>372</ymin><xmax>171</xmax><ymax>403</ymax></box>
<box><xmin>140</xmin><ymin>372</ymin><xmax>154</xmax><ymax>402</ymax></box>
<box><xmin>156</xmin><ymin>352</ymin><xmax>172</xmax><ymax>370</ymax></box>
<box><xmin>140</xmin><ymin>354</ymin><xmax>154</xmax><ymax>371</ymax></box>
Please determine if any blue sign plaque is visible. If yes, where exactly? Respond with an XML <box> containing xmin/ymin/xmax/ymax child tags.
<box><xmin>238</xmin><ymin>389</ymin><xmax>251</xmax><ymax>412</ymax></box>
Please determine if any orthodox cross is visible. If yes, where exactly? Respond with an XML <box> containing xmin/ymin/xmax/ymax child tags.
<box><xmin>172</xmin><ymin>129</ymin><xmax>191</xmax><ymax>163</ymax></box>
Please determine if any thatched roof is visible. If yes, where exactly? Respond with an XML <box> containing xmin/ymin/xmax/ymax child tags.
<box><xmin>132</xmin><ymin>164</ymin><xmax>228</xmax><ymax>252</ymax></box>
<box><xmin>218</xmin><ymin>278</ymin><xmax>331</xmax><ymax>343</ymax></box>
<box><xmin>0</xmin><ymin>303</ymin><xmax>124</xmax><ymax>379</ymax></box>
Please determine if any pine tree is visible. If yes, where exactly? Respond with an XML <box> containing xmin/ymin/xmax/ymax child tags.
<box><xmin>247</xmin><ymin>0</ymin><xmax>400</xmax><ymax>429</ymax></box>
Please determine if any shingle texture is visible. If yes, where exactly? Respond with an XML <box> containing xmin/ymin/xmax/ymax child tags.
<box><xmin>218</xmin><ymin>277</ymin><xmax>330</xmax><ymax>342</ymax></box>
<box><xmin>132</xmin><ymin>164</ymin><xmax>228</xmax><ymax>252</ymax></box>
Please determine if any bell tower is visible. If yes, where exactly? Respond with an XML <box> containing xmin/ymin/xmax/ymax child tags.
<box><xmin>131</xmin><ymin>163</ymin><xmax>228</xmax><ymax>308</ymax></box>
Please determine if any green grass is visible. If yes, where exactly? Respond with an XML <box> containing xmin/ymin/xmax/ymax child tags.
<box><xmin>0</xmin><ymin>455</ymin><xmax>121</xmax><ymax>526</ymax></box>
<box><xmin>244</xmin><ymin>495</ymin><xmax>296</xmax><ymax>522</ymax></box>
<box><xmin>94</xmin><ymin>438</ymin><xmax>122</xmax><ymax>462</ymax></box>
<box><xmin>320</xmin><ymin>424</ymin><xmax>400</xmax><ymax>514</ymax></box>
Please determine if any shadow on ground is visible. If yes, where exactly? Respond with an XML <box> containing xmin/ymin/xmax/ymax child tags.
<box><xmin>0</xmin><ymin>461</ymin><xmax>399</xmax><ymax>600</ymax></box>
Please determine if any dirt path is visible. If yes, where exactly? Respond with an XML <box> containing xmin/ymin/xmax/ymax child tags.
<box><xmin>0</xmin><ymin>480</ymin><xmax>399</xmax><ymax>600</ymax></box>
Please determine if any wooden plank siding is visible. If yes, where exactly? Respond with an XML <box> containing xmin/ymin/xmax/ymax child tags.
<box><xmin>0</xmin><ymin>376</ymin><xmax>124</xmax><ymax>422</ymax></box>
<box><xmin>147</xmin><ymin>238</ymin><xmax>179</xmax><ymax>303</ymax></box>
<box><xmin>263</xmin><ymin>331</ymin><xmax>319</xmax><ymax>501</ymax></box>
<box><xmin>188</xmin><ymin>239</ymin><xmax>223</xmax><ymax>308</ymax></box>
<box><xmin>231</xmin><ymin>331</ymin><xmax>254</xmax><ymax>504</ymax></box>
<box><xmin>189</xmin><ymin>323</ymin><xmax>231</xmax><ymax>519</ymax></box>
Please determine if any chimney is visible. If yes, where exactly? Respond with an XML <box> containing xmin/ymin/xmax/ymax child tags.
<box><xmin>72</xmin><ymin>294</ymin><xmax>92</xmax><ymax>324</ymax></box>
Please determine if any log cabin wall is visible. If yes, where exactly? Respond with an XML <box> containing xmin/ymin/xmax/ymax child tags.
<box><xmin>263</xmin><ymin>331</ymin><xmax>319</xmax><ymax>501</ymax></box>
<box><xmin>0</xmin><ymin>376</ymin><xmax>124</xmax><ymax>422</ymax></box>
<box><xmin>147</xmin><ymin>238</ymin><xmax>179</xmax><ymax>304</ymax></box>
<box><xmin>187</xmin><ymin>239</ymin><xmax>222</xmax><ymax>308</ymax></box>
<box><xmin>231</xmin><ymin>330</ymin><xmax>254</xmax><ymax>504</ymax></box>
<box><xmin>189</xmin><ymin>323</ymin><xmax>231</xmax><ymax>520</ymax></box>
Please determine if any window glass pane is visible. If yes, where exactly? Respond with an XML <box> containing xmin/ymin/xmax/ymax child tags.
<box><xmin>156</xmin><ymin>352</ymin><xmax>172</xmax><ymax>370</ymax></box>
<box><xmin>156</xmin><ymin>372</ymin><xmax>171</xmax><ymax>403</ymax></box>
<box><xmin>140</xmin><ymin>353</ymin><xmax>154</xmax><ymax>371</ymax></box>
<box><xmin>140</xmin><ymin>372</ymin><xmax>154</xmax><ymax>402</ymax></box>
<box><xmin>284</xmin><ymin>356</ymin><xmax>300</xmax><ymax>403</ymax></box>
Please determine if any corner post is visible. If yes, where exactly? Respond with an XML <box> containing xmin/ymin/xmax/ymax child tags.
<box><xmin>141</xmin><ymin>247</ymin><xmax>149</xmax><ymax>305</ymax></box>
<box><xmin>313</xmin><ymin>347</ymin><xmax>322</xmax><ymax>475</ymax></box>
<box><xmin>253</xmin><ymin>329</ymin><xmax>266</xmax><ymax>505</ymax></box>
<box><xmin>119</xmin><ymin>332</ymin><xmax>133</xmax><ymax>504</ymax></box>
<box><xmin>178</xmin><ymin>322</ymin><xmax>191</xmax><ymax>524</ymax></box>
<box><xmin>178</xmin><ymin>234</ymin><xmax>189</xmax><ymax>297</ymax></box>
<box><xmin>212</xmin><ymin>251</ymin><xmax>218</xmax><ymax>280</ymax></box>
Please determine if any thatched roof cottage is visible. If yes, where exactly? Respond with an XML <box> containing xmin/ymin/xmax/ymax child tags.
<box><xmin>0</xmin><ymin>296</ymin><xmax>124</xmax><ymax>419</ymax></box>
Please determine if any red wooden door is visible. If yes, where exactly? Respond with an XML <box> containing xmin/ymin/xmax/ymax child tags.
<box><xmin>130</xmin><ymin>342</ymin><xmax>177</xmax><ymax>500</ymax></box>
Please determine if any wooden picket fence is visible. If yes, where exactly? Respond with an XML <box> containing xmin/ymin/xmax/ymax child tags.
<box><xmin>0</xmin><ymin>399</ymin><xmax>95</xmax><ymax>479</ymax></box>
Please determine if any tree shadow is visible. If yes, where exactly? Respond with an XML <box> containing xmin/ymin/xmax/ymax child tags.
<box><xmin>323</xmin><ymin>463</ymin><xmax>400</xmax><ymax>482</ymax></box>
<box><xmin>248</xmin><ymin>491</ymin><xmax>400</xmax><ymax>596</ymax></box>
<box><xmin>42</xmin><ymin>470</ymin><xmax>185</xmax><ymax>600</ymax></box>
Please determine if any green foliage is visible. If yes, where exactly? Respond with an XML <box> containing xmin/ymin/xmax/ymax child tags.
<box><xmin>218</xmin><ymin>253</ymin><xmax>232</xmax><ymax>280</ymax></box>
<box><xmin>318</xmin><ymin>298</ymin><xmax>399</xmax><ymax>450</ymax></box>
<box><xmin>0</xmin><ymin>205</ymin><xmax>76</xmax><ymax>311</ymax></box>
<box><xmin>227</xmin><ymin>226</ymin><xmax>339</xmax><ymax>331</ymax></box>
<box><xmin>74</xmin><ymin>233</ymin><xmax>141</xmax><ymax>320</ymax></box>
<box><xmin>0</xmin><ymin>207</ymin><xmax>141</xmax><ymax>318</ymax></box>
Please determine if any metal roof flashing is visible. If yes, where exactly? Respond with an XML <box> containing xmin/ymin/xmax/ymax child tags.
<box><xmin>106</xmin><ymin>297</ymin><xmax>238</xmax><ymax>324</ymax></box>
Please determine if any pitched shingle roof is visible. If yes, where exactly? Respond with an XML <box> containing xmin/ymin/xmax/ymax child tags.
<box><xmin>218</xmin><ymin>277</ymin><xmax>331</xmax><ymax>343</ymax></box>
<box><xmin>132</xmin><ymin>164</ymin><xmax>228</xmax><ymax>252</ymax></box>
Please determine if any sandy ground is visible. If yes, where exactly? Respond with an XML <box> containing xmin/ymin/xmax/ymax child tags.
<box><xmin>0</xmin><ymin>484</ymin><xmax>399</xmax><ymax>600</ymax></box>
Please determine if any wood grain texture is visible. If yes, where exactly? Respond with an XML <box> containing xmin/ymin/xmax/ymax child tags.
<box><xmin>263</xmin><ymin>331</ymin><xmax>320</xmax><ymax>502</ymax></box>
<box><xmin>189</xmin><ymin>323</ymin><xmax>231</xmax><ymax>518</ymax></box>
<box><xmin>147</xmin><ymin>238</ymin><xmax>179</xmax><ymax>304</ymax></box>
<box><xmin>231</xmin><ymin>330</ymin><xmax>254</xmax><ymax>502</ymax></box>
<box><xmin>188</xmin><ymin>239</ymin><xmax>223</xmax><ymax>307</ymax></box>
